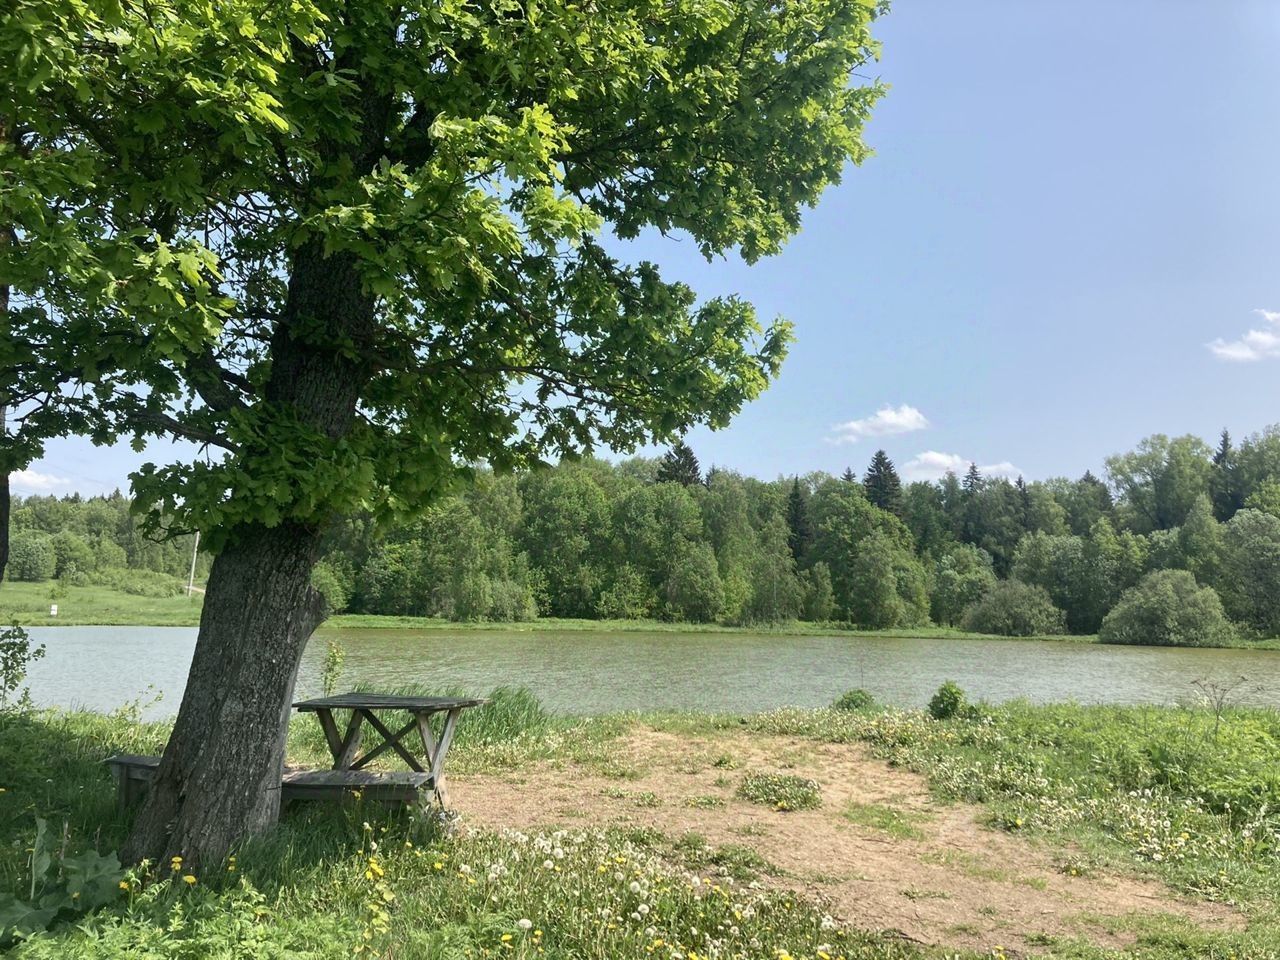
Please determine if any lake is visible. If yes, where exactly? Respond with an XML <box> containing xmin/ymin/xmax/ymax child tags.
<box><xmin>20</xmin><ymin>626</ymin><xmax>1280</xmax><ymax>718</ymax></box>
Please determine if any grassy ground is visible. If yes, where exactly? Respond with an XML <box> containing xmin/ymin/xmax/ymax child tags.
<box><xmin>0</xmin><ymin>582</ymin><xmax>203</xmax><ymax>627</ymax></box>
<box><xmin>1</xmin><ymin>688</ymin><xmax>1278</xmax><ymax>958</ymax></box>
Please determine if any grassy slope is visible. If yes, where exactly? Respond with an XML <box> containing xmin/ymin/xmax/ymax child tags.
<box><xmin>3</xmin><ymin>696</ymin><xmax>1279</xmax><ymax>958</ymax></box>
<box><xmin>0</xmin><ymin>582</ymin><xmax>204</xmax><ymax>627</ymax></box>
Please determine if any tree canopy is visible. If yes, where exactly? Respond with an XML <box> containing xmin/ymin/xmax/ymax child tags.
<box><xmin>4</xmin><ymin>0</ymin><xmax>891</xmax><ymax>865</ymax></box>
<box><xmin>5</xmin><ymin>0</ymin><xmax>888</xmax><ymax>546</ymax></box>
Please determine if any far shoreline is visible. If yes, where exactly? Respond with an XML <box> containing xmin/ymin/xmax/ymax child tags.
<box><xmin>5</xmin><ymin>582</ymin><xmax>1280</xmax><ymax>650</ymax></box>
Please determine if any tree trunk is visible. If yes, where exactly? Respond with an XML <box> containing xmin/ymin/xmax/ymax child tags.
<box><xmin>123</xmin><ymin>244</ymin><xmax>374</xmax><ymax>868</ymax></box>
<box><xmin>120</xmin><ymin>521</ymin><xmax>324</xmax><ymax>866</ymax></box>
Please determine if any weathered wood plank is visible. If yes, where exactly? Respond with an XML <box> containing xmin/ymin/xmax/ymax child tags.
<box><xmin>281</xmin><ymin>768</ymin><xmax>432</xmax><ymax>804</ymax></box>
<box><xmin>294</xmin><ymin>693</ymin><xmax>488</xmax><ymax>712</ymax></box>
<box><xmin>104</xmin><ymin>755</ymin><xmax>433</xmax><ymax>809</ymax></box>
<box><xmin>429</xmin><ymin>707</ymin><xmax>463</xmax><ymax>807</ymax></box>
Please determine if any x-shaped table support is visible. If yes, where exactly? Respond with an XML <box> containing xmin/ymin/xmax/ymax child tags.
<box><xmin>295</xmin><ymin>694</ymin><xmax>487</xmax><ymax>808</ymax></box>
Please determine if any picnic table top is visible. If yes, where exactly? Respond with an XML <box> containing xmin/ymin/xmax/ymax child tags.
<box><xmin>293</xmin><ymin>693</ymin><xmax>489</xmax><ymax>712</ymax></box>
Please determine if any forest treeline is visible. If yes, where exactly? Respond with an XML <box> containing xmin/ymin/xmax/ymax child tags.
<box><xmin>9</xmin><ymin>426</ymin><xmax>1280</xmax><ymax>642</ymax></box>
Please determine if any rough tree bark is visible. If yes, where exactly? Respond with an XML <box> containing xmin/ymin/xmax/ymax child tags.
<box><xmin>122</xmin><ymin>244</ymin><xmax>375</xmax><ymax>867</ymax></box>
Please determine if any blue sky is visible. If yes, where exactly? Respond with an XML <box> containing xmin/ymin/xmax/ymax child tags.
<box><xmin>17</xmin><ymin>0</ymin><xmax>1280</xmax><ymax>497</ymax></box>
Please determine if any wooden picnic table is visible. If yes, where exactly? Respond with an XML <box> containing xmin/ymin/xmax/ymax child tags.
<box><xmin>292</xmin><ymin>692</ymin><xmax>488</xmax><ymax>806</ymax></box>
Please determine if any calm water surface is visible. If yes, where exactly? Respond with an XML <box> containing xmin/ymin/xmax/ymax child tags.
<box><xmin>22</xmin><ymin>626</ymin><xmax>1280</xmax><ymax>718</ymax></box>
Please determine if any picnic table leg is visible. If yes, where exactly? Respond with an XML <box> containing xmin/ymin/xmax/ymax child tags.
<box><xmin>315</xmin><ymin>708</ymin><xmax>344</xmax><ymax>760</ymax></box>
<box><xmin>427</xmin><ymin>708</ymin><xmax>462</xmax><ymax>808</ymax></box>
<box><xmin>334</xmin><ymin>710</ymin><xmax>366</xmax><ymax>770</ymax></box>
<box><xmin>413</xmin><ymin>712</ymin><xmax>447</xmax><ymax>807</ymax></box>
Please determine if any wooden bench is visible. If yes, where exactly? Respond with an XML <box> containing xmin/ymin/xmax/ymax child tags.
<box><xmin>104</xmin><ymin>755</ymin><xmax>434</xmax><ymax>813</ymax></box>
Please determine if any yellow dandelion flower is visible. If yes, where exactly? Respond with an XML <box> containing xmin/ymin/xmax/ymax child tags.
<box><xmin>119</xmin><ymin>881</ymin><xmax>130</xmax><ymax>890</ymax></box>
<box><xmin>182</xmin><ymin>875</ymin><xmax>197</xmax><ymax>885</ymax></box>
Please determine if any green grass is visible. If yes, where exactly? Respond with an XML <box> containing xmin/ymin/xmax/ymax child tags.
<box><xmin>842</xmin><ymin>801</ymin><xmax>933</xmax><ymax>841</ymax></box>
<box><xmin>735</xmin><ymin>698</ymin><xmax>1280</xmax><ymax>957</ymax></box>
<box><xmin>0</xmin><ymin>704</ymin><xmax>922</xmax><ymax>960</ymax></box>
<box><xmin>737</xmin><ymin>772</ymin><xmax>822</xmax><ymax>811</ymax></box>
<box><xmin>0</xmin><ymin>582</ymin><xmax>203</xmax><ymax>627</ymax></box>
<box><xmin>6</xmin><ymin>691</ymin><xmax>1280</xmax><ymax>957</ymax></box>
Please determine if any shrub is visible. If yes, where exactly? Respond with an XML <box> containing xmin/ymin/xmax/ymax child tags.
<box><xmin>833</xmin><ymin>689</ymin><xmax>876</xmax><ymax>711</ymax></box>
<box><xmin>961</xmin><ymin>580</ymin><xmax>1066</xmax><ymax>637</ymax></box>
<box><xmin>310</xmin><ymin>560</ymin><xmax>350</xmax><ymax>614</ymax></box>
<box><xmin>738</xmin><ymin>772</ymin><xmax>821</xmax><ymax>811</ymax></box>
<box><xmin>1099</xmin><ymin>570</ymin><xmax>1236</xmax><ymax>647</ymax></box>
<box><xmin>928</xmin><ymin>680</ymin><xmax>966</xmax><ymax>720</ymax></box>
<box><xmin>8</xmin><ymin>533</ymin><xmax>56</xmax><ymax>582</ymax></box>
<box><xmin>596</xmin><ymin>564</ymin><xmax>654</xmax><ymax>620</ymax></box>
<box><xmin>0</xmin><ymin>625</ymin><xmax>45</xmax><ymax>711</ymax></box>
<box><xmin>92</xmin><ymin>567</ymin><xmax>186</xmax><ymax>598</ymax></box>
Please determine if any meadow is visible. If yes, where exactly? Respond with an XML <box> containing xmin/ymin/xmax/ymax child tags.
<box><xmin>2</xmin><ymin>683</ymin><xmax>1278</xmax><ymax>958</ymax></box>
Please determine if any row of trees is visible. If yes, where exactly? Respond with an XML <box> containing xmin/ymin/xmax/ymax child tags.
<box><xmin>313</xmin><ymin>427</ymin><xmax>1280</xmax><ymax>638</ymax></box>
<box><xmin>8</xmin><ymin>492</ymin><xmax>207</xmax><ymax>593</ymax></box>
<box><xmin>18</xmin><ymin>426</ymin><xmax>1280</xmax><ymax>639</ymax></box>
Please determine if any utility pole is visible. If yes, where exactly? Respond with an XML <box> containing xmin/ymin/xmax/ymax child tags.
<box><xmin>186</xmin><ymin>530</ymin><xmax>200</xmax><ymax>599</ymax></box>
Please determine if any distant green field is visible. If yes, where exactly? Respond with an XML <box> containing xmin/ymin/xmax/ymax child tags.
<box><xmin>0</xmin><ymin>582</ymin><xmax>203</xmax><ymax>627</ymax></box>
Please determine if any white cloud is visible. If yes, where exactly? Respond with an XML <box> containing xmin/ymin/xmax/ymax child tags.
<box><xmin>11</xmin><ymin>469</ymin><xmax>72</xmax><ymax>494</ymax></box>
<box><xmin>902</xmin><ymin>451</ymin><xmax>1022</xmax><ymax>483</ymax></box>
<box><xmin>1207</xmin><ymin>308</ymin><xmax>1280</xmax><ymax>362</ymax></box>
<box><xmin>828</xmin><ymin>404</ymin><xmax>929</xmax><ymax>445</ymax></box>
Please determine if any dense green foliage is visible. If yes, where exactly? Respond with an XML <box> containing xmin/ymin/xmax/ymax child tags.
<box><xmin>960</xmin><ymin>580</ymin><xmax>1066</xmax><ymax>637</ymax></box>
<box><xmin>17</xmin><ymin>424</ymin><xmax>1280</xmax><ymax>642</ymax></box>
<box><xmin>832</xmin><ymin>688</ymin><xmax>876</xmax><ymax>711</ymax></box>
<box><xmin>926</xmin><ymin>680</ymin><xmax>966</xmax><ymax>720</ymax></box>
<box><xmin>3</xmin><ymin>493</ymin><xmax>205</xmax><ymax>593</ymax></box>
<box><xmin>1099</xmin><ymin>571</ymin><xmax>1237</xmax><ymax>647</ymax></box>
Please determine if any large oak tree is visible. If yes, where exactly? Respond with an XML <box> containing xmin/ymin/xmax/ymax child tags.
<box><xmin>2</xmin><ymin>0</ymin><xmax>887</xmax><ymax>865</ymax></box>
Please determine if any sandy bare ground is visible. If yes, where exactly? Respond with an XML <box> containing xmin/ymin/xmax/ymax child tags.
<box><xmin>449</xmin><ymin>727</ymin><xmax>1240</xmax><ymax>956</ymax></box>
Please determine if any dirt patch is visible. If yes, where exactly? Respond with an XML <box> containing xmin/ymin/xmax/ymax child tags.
<box><xmin>449</xmin><ymin>727</ymin><xmax>1241</xmax><ymax>955</ymax></box>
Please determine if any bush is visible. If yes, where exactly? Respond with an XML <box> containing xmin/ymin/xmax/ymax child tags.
<box><xmin>310</xmin><ymin>560</ymin><xmax>350</xmax><ymax>614</ymax></box>
<box><xmin>8</xmin><ymin>533</ymin><xmax>56</xmax><ymax>582</ymax></box>
<box><xmin>737</xmin><ymin>772</ymin><xmax>821</xmax><ymax>811</ymax></box>
<box><xmin>596</xmin><ymin>564</ymin><xmax>654</xmax><ymax>620</ymax></box>
<box><xmin>961</xmin><ymin>580</ymin><xmax>1066</xmax><ymax>637</ymax></box>
<box><xmin>928</xmin><ymin>680</ymin><xmax>966</xmax><ymax>720</ymax></box>
<box><xmin>91</xmin><ymin>567</ymin><xmax>186</xmax><ymax>598</ymax></box>
<box><xmin>1099</xmin><ymin>570</ymin><xmax>1236</xmax><ymax>647</ymax></box>
<box><xmin>833</xmin><ymin>689</ymin><xmax>876</xmax><ymax>711</ymax></box>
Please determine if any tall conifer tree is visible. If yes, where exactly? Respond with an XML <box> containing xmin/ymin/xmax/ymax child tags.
<box><xmin>786</xmin><ymin>478</ymin><xmax>811</xmax><ymax>561</ymax></box>
<box><xmin>1210</xmin><ymin>429</ymin><xmax>1243</xmax><ymax>521</ymax></box>
<box><xmin>863</xmin><ymin>449</ymin><xmax>903</xmax><ymax>516</ymax></box>
<box><xmin>656</xmin><ymin>441</ymin><xmax>703</xmax><ymax>487</ymax></box>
